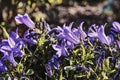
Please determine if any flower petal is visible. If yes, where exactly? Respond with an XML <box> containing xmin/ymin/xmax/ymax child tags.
<box><xmin>0</xmin><ymin>60</ymin><xmax>7</xmax><ymax>73</ymax></box>
<box><xmin>15</xmin><ymin>13</ymin><xmax>35</xmax><ymax>29</ymax></box>
<box><xmin>98</xmin><ymin>25</ymin><xmax>110</xmax><ymax>45</ymax></box>
<box><xmin>8</xmin><ymin>36</ymin><xmax>15</xmax><ymax>48</ymax></box>
<box><xmin>112</xmin><ymin>21</ymin><xmax>120</xmax><ymax>33</ymax></box>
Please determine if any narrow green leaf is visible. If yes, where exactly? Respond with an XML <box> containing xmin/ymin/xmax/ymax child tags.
<box><xmin>81</xmin><ymin>45</ymin><xmax>86</xmax><ymax>61</ymax></box>
<box><xmin>101</xmin><ymin>72</ymin><xmax>108</xmax><ymax>79</ymax></box>
<box><xmin>105</xmin><ymin>57</ymin><xmax>110</xmax><ymax>69</ymax></box>
<box><xmin>109</xmin><ymin>70</ymin><xmax>116</xmax><ymax>74</ymax></box>
<box><xmin>64</xmin><ymin>66</ymin><xmax>75</xmax><ymax>71</ymax></box>
<box><xmin>74</xmin><ymin>75</ymin><xmax>86</xmax><ymax>78</ymax></box>
<box><xmin>59</xmin><ymin>70</ymin><xmax>62</xmax><ymax>80</ymax></box>
<box><xmin>26</xmin><ymin>69</ymin><xmax>34</xmax><ymax>75</ymax></box>
<box><xmin>73</xmin><ymin>49</ymin><xmax>79</xmax><ymax>55</ymax></box>
<box><xmin>0</xmin><ymin>25</ymin><xmax>9</xmax><ymax>38</ymax></box>
<box><xmin>17</xmin><ymin>63</ymin><xmax>24</xmax><ymax>74</ymax></box>
<box><xmin>86</xmin><ymin>60</ymin><xmax>94</xmax><ymax>65</ymax></box>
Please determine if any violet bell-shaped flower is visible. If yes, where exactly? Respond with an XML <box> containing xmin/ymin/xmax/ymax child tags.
<box><xmin>1</xmin><ymin>51</ymin><xmax>17</xmax><ymax>67</ymax></box>
<box><xmin>87</xmin><ymin>24</ymin><xmax>100</xmax><ymax>44</ymax></box>
<box><xmin>57</xmin><ymin>22</ymin><xmax>80</xmax><ymax>44</ymax></box>
<box><xmin>116</xmin><ymin>40</ymin><xmax>120</xmax><ymax>48</ymax></box>
<box><xmin>107</xmin><ymin>33</ymin><xmax>114</xmax><ymax>45</ymax></box>
<box><xmin>45</xmin><ymin>55</ymin><xmax>60</xmax><ymax>77</ymax></box>
<box><xmin>0</xmin><ymin>31</ymin><xmax>24</xmax><ymax>66</ymax></box>
<box><xmin>52</xmin><ymin>41</ymin><xmax>68</xmax><ymax>57</ymax></box>
<box><xmin>72</xmin><ymin>22</ymin><xmax>87</xmax><ymax>40</ymax></box>
<box><xmin>87</xmin><ymin>24</ymin><xmax>99</xmax><ymax>38</ymax></box>
<box><xmin>97</xmin><ymin>25</ymin><xmax>110</xmax><ymax>45</ymax></box>
<box><xmin>66</xmin><ymin>40</ymin><xmax>75</xmax><ymax>49</ymax></box>
<box><xmin>23</xmin><ymin>29</ymin><xmax>40</xmax><ymax>44</ymax></box>
<box><xmin>15</xmin><ymin>13</ymin><xmax>35</xmax><ymax>29</ymax></box>
<box><xmin>114</xmin><ymin>71</ymin><xmax>120</xmax><ymax>80</ymax></box>
<box><xmin>48</xmin><ymin>55</ymin><xmax>60</xmax><ymax>69</ymax></box>
<box><xmin>88</xmin><ymin>24</ymin><xmax>110</xmax><ymax>45</ymax></box>
<box><xmin>45</xmin><ymin>64</ymin><xmax>53</xmax><ymax>77</ymax></box>
<box><xmin>114</xmin><ymin>63</ymin><xmax>120</xmax><ymax>80</ymax></box>
<box><xmin>75</xmin><ymin>64</ymin><xmax>90</xmax><ymax>73</ymax></box>
<box><xmin>112</xmin><ymin>21</ymin><xmax>120</xmax><ymax>33</ymax></box>
<box><xmin>97</xmin><ymin>52</ymin><xmax>104</xmax><ymax>68</ymax></box>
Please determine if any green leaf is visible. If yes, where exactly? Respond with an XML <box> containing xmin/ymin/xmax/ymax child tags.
<box><xmin>0</xmin><ymin>25</ymin><xmax>9</xmax><ymax>38</ymax></box>
<box><xmin>89</xmin><ymin>68</ymin><xmax>99</xmax><ymax>78</ymax></box>
<box><xmin>73</xmin><ymin>49</ymin><xmax>79</xmax><ymax>55</ymax></box>
<box><xmin>74</xmin><ymin>74</ymin><xmax>86</xmax><ymax>78</ymax></box>
<box><xmin>90</xmin><ymin>53</ymin><xmax>94</xmax><ymax>58</ymax></box>
<box><xmin>64</xmin><ymin>66</ymin><xmax>75</xmax><ymax>71</ymax></box>
<box><xmin>104</xmin><ymin>57</ymin><xmax>110</xmax><ymax>69</ymax></box>
<box><xmin>86</xmin><ymin>60</ymin><xmax>94</xmax><ymax>65</ymax></box>
<box><xmin>26</xmin><ymin>69</ymin><xmax>34</xmax><ymax>75</ymax></box>
<box><xmin>101</xmin><ymin>72</ymin><xmax>108</xmax><ymax>79</ymax></box>
<box><xmin>109</xmin><ymin>69</ymin><xmax>116</xmax><ymax>74</ymax></box>
<box><xmin>59</xmin><ymin>70</ymin><xmax>62</xmax><ymax>80</ymax></box>
<box><xmin>17</xmin><ymin>63</ymin><xmax>24</xmax><ymax>74</ymax></box>
<box><xmin>81</xmin><ymin>45</ymin><xmax>86</xmax><ymax>61</ymax></box>
<box><xmin>87</xmin><ymin>71</ymin><xmax>91</xmax><ymax>79</ymax></box>
<box><xmin>87</xmin><ymin>39</ymin><xmax>93</xmax><ymax>47</ymax></box>
<box><xmin>69</xmin><ymin>60</ymin><xmax>73</xmax><ymax>66</ymax></box>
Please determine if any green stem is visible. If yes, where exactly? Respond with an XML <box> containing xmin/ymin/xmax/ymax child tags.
<box><xmin>59</xmin><ymin>69</ymin><xmax>63</xmax><ymax>80</ymax></box>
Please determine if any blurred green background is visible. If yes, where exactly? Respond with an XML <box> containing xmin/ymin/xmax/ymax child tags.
<box><xmin>0</xmin><ymin>0</ymin><xmax>120</xmax><ymax>40</ymax></box>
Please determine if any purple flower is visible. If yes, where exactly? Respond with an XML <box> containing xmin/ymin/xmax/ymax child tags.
<box><xmin>72</xmin><ymin>22</ymin><xmax>87</xmax><ymax>40</ymax></box>
<box><xmin>45</xmin><ymin>64</ymin><xmax>53</xmax><ymax>77</ymax></box>
<box><xmin>114</xmin><ymin>71</ymin><xmax>120</xmax><ymax>80</ymax></box>
<box><xmin>98</xmin><ymin>25</ymin><xmax>110</xmax><ymax>45</ymax></box>
<box><xmin>0</xmin><ymin>60</ymin><xmax>7</xmax><ymax>73</ymax></box>
<box><xmin>66</xmin><ymin>40</ymin><xmax>74</xmax><ymax>49</ymax></box>
<box><xmin>48</xmin><ymin>55</ymin><xmax>60</xmax><ymax>69</ymax></box>
<box><xmin>116</xmin><ymin>40</ymin><xmax>120</xmax><ymax>48</ymax></box>
<box><xmin>75</xmin><ymin>64</ymin><xmax>82</xmax><ymax>70</ymax></box>
<box><xmin>117</xmin><ymin>63</ymin><xmax>120</xmax><ymax>70</ymax></box>
<box><xmin>75</xmin><ymin>64</ymin><xmax>90</xmax><ymax>73</ymax></box>
<box><xmin>57</xmin><ymin>23</ymin><xmax>80</xmax><ymax>44</ymax></box>
<box><xmin>88</xmin><ymin>24</ymin><xmax>99</xmax><ymax>38</ymax></box>
<box><xmin>114</xmin><ymin>63</ymin><xmax>120</xmax><ymax>80</ymax></box>
<box><xmin>112</xmin><ymin>21</ymin><xmax>120</xmax><ymax>33</ymax></box>
<box><xmin>48</xmin><ymin>24</ymin><xmax>63</xmax><ymax>35</ymax></box>
<box><xmin>15</xmin><ymin>13</ymin><xmax>35</xmax><ymax>29</ymax></box>
<box><xmin>107</xmin><ymin>34</ymin><xmax>114</xmax><ymax>45</ymax></box>
<box><xmin>43</xmin><ymin>21</ymin><xmax>51</xmax><ymax>32</ymax></box>
<box><xmin>111</xmin><ymin>55</ymin><xmax>119</xmax><ymax>66</ymax></box>
<box><xmin>88</xmin><ymin>24</ymin><xmax>110</xmax><ymax>45</ymax></box>
<box><xmin>49</xmin><ymin>22</ymin><xmax>83</xmax><ymax>44</ymax></box>
<box><xmin>45</xmin><ymin>55</ymin><xmax>60</xmax><ymax>77</ymax></box>
<box><xmin>23</xmin><ymin>29</ymin><xmax>40</xmax><ymax>44</ymax></box>
<box><xmin>87</xmin><ymin>24</ymin><xmax>100</xmax><ymax>44</ymax></box>
<box><xmin>97</xmin><ymin>52</ymin><xmax>104</xmax><ymax>68</ymax></box>
<box><xmin>0</xmin><ymin>31</ymin><xmax>24</xmax><ymax>66</ymax></box>
<box><xmin>52</xmin><ymin>41</ymin><xmax>68</xmax><ymax>57</ymax></box>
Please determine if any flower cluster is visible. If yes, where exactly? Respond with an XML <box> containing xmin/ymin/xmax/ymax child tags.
<box><xmin>0</xmin><ymin>13</ymin><xmax>120</xmax><ymax>80</ymax></box>
<box><xmin>46</xmin><ymin>21</ymin><xmax>120</xmax><ymax>79</ymax></box>
<box><xmin>0</xmin><ymin>14</ymin><xmax>40</xmax><ymax>75</ymax></box>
